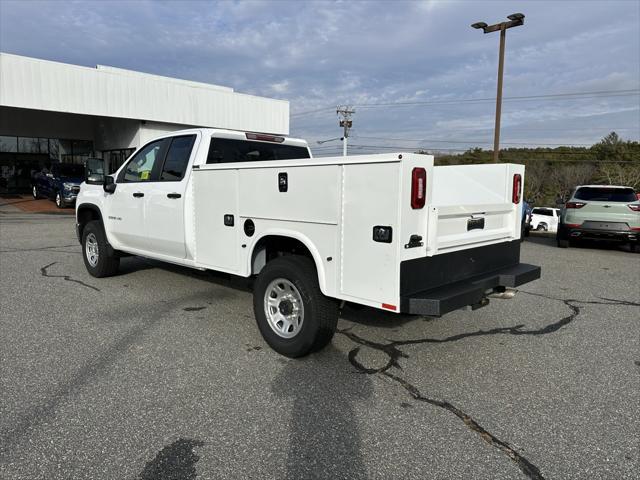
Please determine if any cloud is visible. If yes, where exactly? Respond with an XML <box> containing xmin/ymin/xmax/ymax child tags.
<box><xmin>0</xmin><ymin>0</ymin><xmax>638</xmax><ymax>150</ymax></box>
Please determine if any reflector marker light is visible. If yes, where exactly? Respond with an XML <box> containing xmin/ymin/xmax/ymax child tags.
<box><xmin>512</xmin><ymin>174</ymin><xmax>522</xmax><ymax>204</ymax></box>
<box><xmin>245</xmin><ymin>133</ymin><xmax>285</xmax><ymax>143</ymax></box>
<box><xmin>411</xmin><ymin>168</ymin><xmax>426</xmax><ymax>209</ymax></box>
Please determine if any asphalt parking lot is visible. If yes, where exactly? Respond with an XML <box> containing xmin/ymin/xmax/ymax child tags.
<box><xmin>0</xmin><ymin>213</ymin><xmax>638</xmax><ymax>480</ymax></box>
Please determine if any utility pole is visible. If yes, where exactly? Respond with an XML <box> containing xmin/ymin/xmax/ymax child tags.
<box><xmin>472</xmin><ymin>13</ymin><xmax>525</xmax><ymax>163</ymax></box>
<box><xmin>336</xmin><ymin>106</ymin><xmax>355</xmax><ymax>156</ymax></box>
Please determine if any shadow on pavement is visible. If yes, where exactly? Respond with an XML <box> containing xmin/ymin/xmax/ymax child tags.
<box><xmin>271</xmin><ymin>345</ymin><xmax>373</xmax><ymax>480</ymax></box>
<box><xmin>340</xmin><ymin>303</ymin><xmax>432</xmax><ymax>330</ymax></box>
<box><xmin>138</xmin><ymin>438</ymin><xmax>205</xmax><ymax>480</ymax></box>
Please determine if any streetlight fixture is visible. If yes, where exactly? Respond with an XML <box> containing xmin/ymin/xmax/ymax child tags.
<box><xmin>471</xmin><ymin>13</ymin><xmax>525</xmax><ymax>163</ymax></box>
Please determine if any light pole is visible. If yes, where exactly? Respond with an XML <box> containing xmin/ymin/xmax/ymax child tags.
<box><xmin>472</xmin><ymin>13</ymin><xmax>524</xmax><ymax>163</ymax></box>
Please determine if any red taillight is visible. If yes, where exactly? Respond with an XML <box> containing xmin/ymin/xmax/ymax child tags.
<box><xmin>512</xmin><ymin>174</ymin><xmax>522</xmax><ymax>204</ymax></box>
<box><xmin>411</xmin><ymin>168</ymin><xmax>426</xmax><ymax>209</ymax></box>
<box><xmin>566</xmin><ymin>202</ymin><xmax>586</xmax><ymax>209</ymax></box>
<box><xmin>565</xmin><ymin>223</ymin><xmax>582</xmax><ymax>228</ymax></box>
<box><xmin>627</xmin><ymin>204</ymin><xmax>640</xmax><ymax>212</ymax></box>
<box><xmin>382</xmin><ymin>303</ymin><xmax>397</xmax><ymax>311</ymax></box>
<box><xmin>245</xmin><ymin>132</ymin><xmax>285</xmax><ymax>143</ymax></box>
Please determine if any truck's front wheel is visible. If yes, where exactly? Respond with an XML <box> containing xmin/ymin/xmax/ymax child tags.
<box><xmin>82</xmin><ymin>220</ymin><xmax>120</xmax><ymax>277</ymax></box>
<box><xmin>253</xmin><ymin>255</ymin><xmax>338</xmax><ymax>357</ymax></box>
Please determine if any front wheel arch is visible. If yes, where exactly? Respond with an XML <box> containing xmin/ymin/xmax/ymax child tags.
<box><xmin>76</xmin><ymin>204</ymin><xmax>103</xmax><ymax>243</ymax></box>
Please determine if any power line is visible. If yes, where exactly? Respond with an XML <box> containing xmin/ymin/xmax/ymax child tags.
<box><xmin>352</xmin><ymin>135</ymin><xmax>593</xmax><ymax>146</ymax></box>
<box><xmin>354</xmin><ymin>89</ymin><xmax>639</xmax><ymax>108</ymax></box>
<box><xmin>344</xmin><ymin>143</ymin><xmax>638</xmax><ymax>156</ymax></box>
<box><xmin>291</xmin><ymin>88</ymin><xmax>640</xmax><ymax>118</ymax></box>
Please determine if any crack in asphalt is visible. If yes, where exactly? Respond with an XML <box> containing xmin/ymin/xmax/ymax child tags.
<box><xmin>0</xmin><ymin>244</ymin><xmax>78</xmax><ymax>253</ymax></box>
<box><xmin>40</xmin><ymin>261</ymin><xmax>100</xmax><ymax>291</ymax></box>
<box><xmin>382</xmin><ymin>370</ymin><xmax>546</xmax><ymax>480</ymax></box>
<box><xmin>338</xmin><ymin>292</ymin><xmax>640</xmax><ymax>480</ymax></box>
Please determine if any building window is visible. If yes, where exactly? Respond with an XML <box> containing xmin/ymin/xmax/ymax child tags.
<box><xmin>0</xmin><ymin>135</ymin><xmax>95</xmax><ymax>193</ymax></box>
<box><xmin>18</xmin><ymin>137</ymin><xmax>41</xmax><ymax>154</ymax></box>
<box><xmin>0</xmin><ymin>136</ymin><xmax>18</xmax><ymax>153</ymax></box>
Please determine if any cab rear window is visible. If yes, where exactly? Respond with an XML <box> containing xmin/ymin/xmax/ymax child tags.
<box><xmin>207</xmin><ymin>138</ymin><xmax>309</xmax><ymax>164</ymax></box>
<box><xmin>574</xmin><ymin>187</ymin><xmax>637</xmax><ymax>202</ymax></box>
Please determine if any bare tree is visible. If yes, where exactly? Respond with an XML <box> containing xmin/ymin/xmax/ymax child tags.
<box><xmin>549</xmin><ymin>163</ymin><xmax>597</xmax><ymax>203</ymax></box>
<box><xmin>523</xmin><ymin>161</ymin><xmax>549</xmax><ymax>204</ymax></box>
<box><xmin>598</xmin><ymin>163</ymin><xmax>640</xmax><ymax>189</ymax></box>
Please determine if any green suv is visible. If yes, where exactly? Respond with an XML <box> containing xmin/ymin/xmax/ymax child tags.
<box><xmin>557</xmin><ymin>185</ymin><xmax>640</xmax><ymax>251</ymax></box>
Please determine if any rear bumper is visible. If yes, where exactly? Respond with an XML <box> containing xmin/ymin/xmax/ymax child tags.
<box><xmin>401</xmin><ymin>263</ymin><xmax>540</xmax><ymax>316</ymax></box>
<box><xmin>561</xmin><ymin>224</ymin><xmax>639</xmax><ymax>243</ymax></box>
<box><xmin>399</xmin><ymin>240</ymin><xmax>540</xmax><ymax>316</ymax></box>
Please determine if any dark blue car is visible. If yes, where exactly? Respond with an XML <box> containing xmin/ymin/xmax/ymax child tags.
<box><xmin>32</xmin><ymin>163</ymin><xmax>84</xmax><ymax>208</ymax></box>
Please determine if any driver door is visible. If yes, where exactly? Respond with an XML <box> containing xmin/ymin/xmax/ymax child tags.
<box><xmin>104</xmin><ymin>139</ymin><xmax>168</xmax><ymax>252</ymax></box>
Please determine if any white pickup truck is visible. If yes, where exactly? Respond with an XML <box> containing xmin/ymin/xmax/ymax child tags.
<box><xmin>76</xmin><ymin>128</ymin><xmax>540</xmax><ymax>357</ymax></box>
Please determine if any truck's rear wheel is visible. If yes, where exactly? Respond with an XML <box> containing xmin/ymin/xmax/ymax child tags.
<box><xmin>253</xmin><ymin>255</ymin><xmax>338</xmax><ymax>357</ymax></box>
<box><xmin>82</xmin><ymin>220</ymin><xmax>120</xmax><ymax>277</ymax></box>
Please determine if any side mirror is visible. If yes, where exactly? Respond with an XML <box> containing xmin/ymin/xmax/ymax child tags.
<box><xmin>103</xmin><ymin>176</ymin><xmax>117</xmax><ymax>194</ymax></box>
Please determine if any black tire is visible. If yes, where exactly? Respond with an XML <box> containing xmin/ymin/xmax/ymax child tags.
<box><xmin>557</xmin><ymin>224</ymin><xmax>570</xmax><ymax>248</ymax></box>
<box><xmin>536</xmin><ymin>224</ymin><xmax>547</xmax><ymax>231</ymax></box>
<box><xmin>32</xmin><ymin>185</ymin><xmax>39</xmax><ymax>199</ymax></box>
<box><xmin>82</xmin><ymin>220</ymin><xmax>120</xmax><ymax>277</ymax></box>
<box><xmin>253</xmin><ymin>255</ymin><xmax>338</xmax><ymax>358</ymax></box>
<box><xmin>55</xmin><ymin>191</ymin><xmax>65</xmax><ymax>208</ymax></box>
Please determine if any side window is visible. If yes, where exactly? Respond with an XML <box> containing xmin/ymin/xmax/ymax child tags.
<box><xmin>121</xmin><ymin>139</ymin><xmax>167</xmax><ymax>182</ymax></box>
<box><xmin>160</xmin><ymin>135</ymin><xmax>196</xmax><ymax>181</ymax></box>
<box><xmin>207</xmin><ymin>137</ymin><xmax>310</xmax><ymax>164</ymax></box>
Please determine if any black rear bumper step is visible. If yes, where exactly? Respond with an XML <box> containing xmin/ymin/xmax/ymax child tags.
<box><xmin>401</xmin><ymin>263</ymin><xmax>541</xmax><ymax>316</ymax></box>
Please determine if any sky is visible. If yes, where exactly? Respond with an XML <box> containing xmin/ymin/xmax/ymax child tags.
<box><xmin>0</xmin><ymin>0</ymin><xmax>638</xmax><ymax>156</ymax></box>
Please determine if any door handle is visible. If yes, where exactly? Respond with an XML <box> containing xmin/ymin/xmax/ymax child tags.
<box><xmin>167</xmin><ymin>193</ymin><xmax>181</xmax><ymax>199</ymax></box>
<box><xmin>133</xmin><ymin>192</ymin><xmax>144</xmax><ymax>198</ymax></box>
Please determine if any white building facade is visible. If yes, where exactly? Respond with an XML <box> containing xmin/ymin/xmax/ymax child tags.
<box><xmin>0</xmin><ymin>53</ymin><xmax>289</xmax><ymax>192</ymax></box>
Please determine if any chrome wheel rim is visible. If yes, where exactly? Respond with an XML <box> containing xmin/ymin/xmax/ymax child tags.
<box><xmin>32</xmin><ymin>186</ymin><xmax>37</xmax><ymax>198</ymax></box>
<box><xmin>56</xmin><ymin>193</ymin><xmax>61</xmax><ymax>206</ymax></box>
<box><xmin>85</xmin><ymin>233</ymin><xmax>99</xmax><ymax>267</ymax></box>
<box><xmin>264</xmin><ymin>278</ymin><xmax>304</xmax><ymax>338</ymax></box>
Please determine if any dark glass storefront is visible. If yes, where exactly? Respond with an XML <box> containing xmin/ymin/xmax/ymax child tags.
<box><xmin>0</xmin><ymin>135</ymin><xmax>96</xmax><ymax>193</ymax></box>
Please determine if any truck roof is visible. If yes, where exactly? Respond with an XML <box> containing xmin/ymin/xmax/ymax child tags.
<box><xmin>163</xmin><ymin>127</ymin><xmax>310</xmax><ymax>149</ymax></box>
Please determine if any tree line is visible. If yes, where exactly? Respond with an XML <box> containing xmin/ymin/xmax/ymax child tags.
<box><xmin>428</xmin><ymin>132</ymin><xmax>640</xmax><ymax>206</ymax></box>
